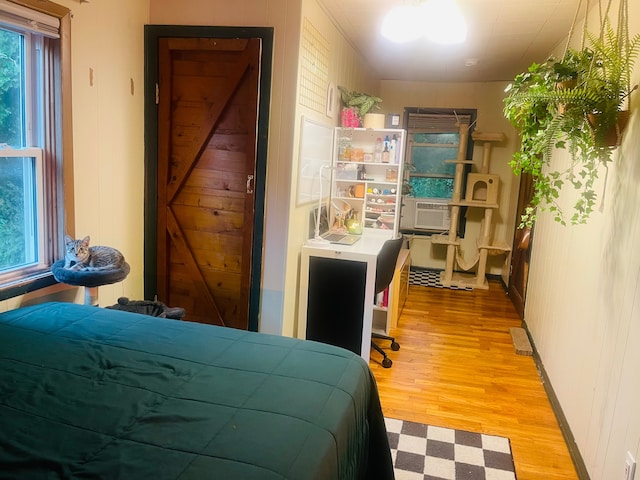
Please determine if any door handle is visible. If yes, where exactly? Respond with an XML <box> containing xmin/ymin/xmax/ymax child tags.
<box><xmin>518</xmin><ymin>227</ymin><xmax>531</xmax><ymax>250</ymax></box>
<box><xmin>246</xmin><ymin>174</ymin><xmax>254</xmax><ymax>194</ymax></box>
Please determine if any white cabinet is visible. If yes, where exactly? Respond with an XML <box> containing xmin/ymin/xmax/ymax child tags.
<box><xmin>329</xmin><ymin>128</ymin><xmax>405</xmax><ymax>235</ymax></box>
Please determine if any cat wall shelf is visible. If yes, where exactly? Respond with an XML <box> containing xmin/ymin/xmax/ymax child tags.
<box><xmin>51</xmin><ymin>235</ymin><xmax>130</xmax><ymax>305</ymax></box>
<box><xmin>51</xmin><ymin>260</ymin><xmax>130</xmax><ymax>305</ymax></box>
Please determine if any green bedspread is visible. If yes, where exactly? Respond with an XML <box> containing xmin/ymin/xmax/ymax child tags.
<box><xmin>0</xmin><ymin>302</ymin><xmax>393</xmax><ymax>479</ymax></box>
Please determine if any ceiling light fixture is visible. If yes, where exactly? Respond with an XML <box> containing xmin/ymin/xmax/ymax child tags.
<box><xmin>424</xmin><ymin>0</ymin><xmax>467</xmax><ymax>44</ymax></box>
<box><xmin>381</xmin><ymin>4</ymin><xmax>426</xmax><ymax>43</ymax></box>
<box><xmin>381</xmin><ymin>0</ymin><xmax>467</xmax><ymax>45</ymax></box>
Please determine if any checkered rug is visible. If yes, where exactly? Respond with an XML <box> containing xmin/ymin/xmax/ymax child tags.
<box><xmin>385</xmin><ymin>417</ymin><xmax>517</xmax><ymax>480</ymax></box>
<box><xmin>409</xmin><ymin>268</ymin><xmax>473</xmax><ymax>291</ymax></box>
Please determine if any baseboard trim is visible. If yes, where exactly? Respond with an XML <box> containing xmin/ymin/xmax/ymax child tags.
<box><xmin>520</xmin><ymin>322</ymin><xmax>591</xmax><ymax>480</ymax></box>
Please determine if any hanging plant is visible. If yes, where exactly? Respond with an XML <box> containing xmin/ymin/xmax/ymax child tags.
<box><xmin>504</xmin><ymin>0</ymin><xmax>640</xmax><ymax>227</ymax></box>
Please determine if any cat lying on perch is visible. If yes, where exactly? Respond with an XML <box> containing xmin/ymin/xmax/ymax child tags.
<box><xmin>52</xmin><ymin>235</ymin><xmax>130</xmax><ymax>289</ymax></box>
<box><xmin>64</xmin><ymin>235</ymin><xmax>125</xmax><ymax>271</ymax></box>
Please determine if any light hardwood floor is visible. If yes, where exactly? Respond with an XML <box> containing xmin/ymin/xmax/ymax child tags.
<box><xmin>369</xmin><ymin>280</ymin><xmax>579</xmax><ymax>480</ymax></box>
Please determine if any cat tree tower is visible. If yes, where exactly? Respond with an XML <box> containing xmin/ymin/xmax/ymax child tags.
<box><xmin>431</xmin><ymin>127</ymin><xmax>510</xmax><ymax>289</ymax></box>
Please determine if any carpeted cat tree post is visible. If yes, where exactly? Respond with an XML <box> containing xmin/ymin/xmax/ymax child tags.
<box><xmin>51</xmin><ymin>260</ymin><xmax>130</xmax><ymax>306</ymax></box>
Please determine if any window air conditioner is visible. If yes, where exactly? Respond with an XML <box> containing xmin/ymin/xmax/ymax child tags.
<box><xmin>401</xmin><ymin>197</ymin><xmax>451</xmax><ymax>231</ymax></box>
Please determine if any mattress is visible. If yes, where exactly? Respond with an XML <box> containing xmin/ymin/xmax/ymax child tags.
<box><xmin>0</xmin><ymin>302</ymin><xmax>393</xmax><ymax>479</ymax></box>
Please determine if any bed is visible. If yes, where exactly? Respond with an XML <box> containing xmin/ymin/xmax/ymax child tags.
<box><xmin>0</xmin><ymin>302</ymin><xmax>393</xmax><ymax>479</ymax></box>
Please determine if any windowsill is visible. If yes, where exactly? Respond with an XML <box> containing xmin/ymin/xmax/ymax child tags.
<box><xmin>400</xmin><ymin>228</ymin><xmax>451</xmax><ymax>236</ymax></box>
<box><xmin>0</xmin><ymin>271</ymin><xmax>59</xmax><ymax>302</ymax></box>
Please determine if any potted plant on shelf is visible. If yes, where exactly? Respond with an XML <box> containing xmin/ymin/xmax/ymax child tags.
<box><xmin>337</xmin><ymin>86</ymin><xmax>382</xmax><ymax>128</ymax></box>
<box><xmin>504</xmin><ymin>6</ymin><xmax>640</xmax><ymax>227</ymax></box>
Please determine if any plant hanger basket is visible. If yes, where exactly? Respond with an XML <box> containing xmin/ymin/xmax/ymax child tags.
<box><xmin>566</xmin><ymin>0</ymin><xmax>637</xmax><ymax>145</ymax></box>
<box><xmin>503</xmin><ymin>0</ymin><xmax>640</xmax><ymax>226</ymax></box>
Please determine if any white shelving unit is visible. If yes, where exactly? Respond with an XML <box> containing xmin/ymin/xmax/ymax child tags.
<box><xmin>326</xmin><ymin>128</ymin><xmax>407</xmax><ymax>349</ymax></box>
<box><xmin>329</xmin><ymin>127</ymin><xmax>405</xmax><ymax>235</ymax></box>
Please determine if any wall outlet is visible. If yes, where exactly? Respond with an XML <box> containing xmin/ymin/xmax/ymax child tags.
<box><xmin>625</xmin><ymin>451</ymin><xmax>636</xmax><ymax>480</ymax></box>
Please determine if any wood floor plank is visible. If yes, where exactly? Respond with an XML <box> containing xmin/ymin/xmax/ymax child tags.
<box><xmin>369</xmin><ymin>281</ymin><xmax>578</xmax><ymax>480</ymax></box>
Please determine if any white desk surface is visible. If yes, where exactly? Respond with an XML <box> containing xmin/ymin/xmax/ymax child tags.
<box><xmin>303</xmin><ymin>230</ymin><xmax>394</xmax><ymax>256</ymax></box>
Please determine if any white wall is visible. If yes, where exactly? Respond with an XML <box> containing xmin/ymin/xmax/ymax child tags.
<box><xmin>285</xmin><ymin>0</ymin><xmax>379</xmax><ymax>337</ymax></box>
<box><xmin>524</xmin><ymin>2</ymin><xmax>640</xmax><ymax>478</ymax></box>
<box><xmin>69</xmin><ymin>0</ymin><xmax>147</xmax><ymax>305</ymax></box>
<box><xmin>0</xmin><ymin>0</ymin><xmax>148</xmax><ymax>311</ymax></box>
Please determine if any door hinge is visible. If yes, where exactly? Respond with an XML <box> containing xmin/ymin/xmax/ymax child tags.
<box><xmin>155</xmin><ymin>83</ymin><xmax>159</xmax><ymax>105</ymax></box>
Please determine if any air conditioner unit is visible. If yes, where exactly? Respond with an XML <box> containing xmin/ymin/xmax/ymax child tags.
<box><xmin>401</xmin><ymin>197</ymin><xmax>451</xmax><ymax>231</ymax></box>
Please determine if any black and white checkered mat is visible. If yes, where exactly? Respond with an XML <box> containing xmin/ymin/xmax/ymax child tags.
<box><xmin>409</xmin><ymin>268</ymin><xmax>473</xmax><ymax>291</ymax></box>
<box><xmin>385</xmin><ymin>417</ymin><xmax>517</xmax><ymax>480</ymax></box>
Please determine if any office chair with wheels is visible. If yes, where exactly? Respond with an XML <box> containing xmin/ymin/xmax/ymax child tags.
<box><xmin>372</xmin><ymin>235</ymin><xmax>404</xmax><ymax>368</ymax></box>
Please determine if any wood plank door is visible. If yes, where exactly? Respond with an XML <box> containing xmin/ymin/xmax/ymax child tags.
<box><xmin>508</xmin><ymin>172</ymin><xmax>534</xmax><ymax>319</ymax></box>
<box><xmin>156</xmin><ymin>37</ymin><xmax>260</xmax><ymax>329</ymax></box>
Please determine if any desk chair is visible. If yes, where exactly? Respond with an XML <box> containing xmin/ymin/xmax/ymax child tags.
<box><xmin>372</xmin><ymin>235</ymin><xmax>404</xmax><ymax>368</ymax></box>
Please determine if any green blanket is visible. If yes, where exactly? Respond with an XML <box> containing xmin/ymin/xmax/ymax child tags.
<box><xmin>0</xmin><ymin>302</ymin><xmax>393</xmax><ymax>479</ymax></box>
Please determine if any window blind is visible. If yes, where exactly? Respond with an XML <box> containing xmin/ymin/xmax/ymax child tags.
<box><xmin>0</xmin><ymin>0</ymin><xmax>60</xmax><ymax>38</ymax></box>
<box><xmin>407</xmin><ymin>112</ymin><xmax>472</xmax><ymax>133</ymax></box>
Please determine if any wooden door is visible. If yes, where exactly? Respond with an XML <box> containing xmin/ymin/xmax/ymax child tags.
<box><xmin>156</xmin><ymin>37</ymin><xmax>260</xmax><ymax>329</ymax></box>
<box><xmin>508</xmin><ymin>172</ymin><xmax>534</xmax><ymax>319</ymax></box>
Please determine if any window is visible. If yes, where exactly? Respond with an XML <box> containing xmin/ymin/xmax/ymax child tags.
<box><xmin>401</xmin><ymin>108</ymin><xmax>476</xmax><ymax>235</ymax></box>
<box><xmin>0</xmin><ymin>0</ymin><xmax>72</xmax><ymax>300</ymax></box>
<box><xmin>404</xmin><ymin>109</ymin><xmax>476</xmax><ymax>199</ymax></box>
<box><xmin>407</xmin><ymin>131</ymin><xmax>459</xmax><ymax>198</ymax></box>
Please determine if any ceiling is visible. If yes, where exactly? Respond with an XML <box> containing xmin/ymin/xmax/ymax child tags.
<box><xmin>317</xmin><ymin>0</ymin><xmax>586</xmax><ymax>83</ymax></box>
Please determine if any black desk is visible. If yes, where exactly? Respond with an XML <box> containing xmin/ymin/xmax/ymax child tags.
<box><xmin>297</xmin><ymin>233</ymin><xmax>392</xmax><ymax>361</ymax></box>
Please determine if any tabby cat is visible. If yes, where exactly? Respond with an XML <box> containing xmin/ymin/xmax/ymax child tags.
<box><xmin>63</xmin><ymin>235</ymin><xmax>125</xmax><ymax>271</ymax></box>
